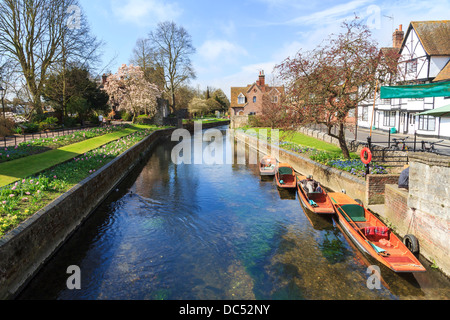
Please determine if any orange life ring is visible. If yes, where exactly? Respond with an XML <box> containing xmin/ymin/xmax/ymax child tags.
<box><xmin>360</xmin><ymin>148</ymin><xmax>372</xmax><ymax>165</ymax></box>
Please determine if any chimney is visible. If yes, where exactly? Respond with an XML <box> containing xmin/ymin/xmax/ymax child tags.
<box><xmin>393</xmin><ymin>24</ymin><xmax>404</xmax><ymax>49</ymax></box>
<box><xmin>258</xmin><ymin>70</ymin><xmax>265</xmax><ymax>87</ymax></box>
<box><xmin>102</xmin><ymin>74</ymin><xmax>107</xmax><ymax>85</ymax></box>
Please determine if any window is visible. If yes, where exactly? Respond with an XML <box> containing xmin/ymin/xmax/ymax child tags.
<box><xmin>237</xmin><ymin>93</ymin><xmax>245</xmax><ymax>104</ymax></box>
<box><xmin>253</xmin><ymin>96</ymin><xmax>257</xmax><ymax>103</ymax></box>
<box><xmin>383</xmin><ymin>111</ymin><xmax>396</xmax><ymax>127</ymax></box>
<box><xmin>272</xmin><ymin>96</ymin><xmax>278</xmax><ymax>103</ymax></box>
<box><xmin>406</xmin><ymin>59</ymin><xmax>417</xmax><ymax>74</ymax></box>
<box><xmin>418</xmin><ymin>115</ymin><xmax>435</xmax><ymax>131</ymax></box>
<box><xmin>360</xmin><ymin>107</ymin><xmax>369</xmax><ymax>121</ymax></box>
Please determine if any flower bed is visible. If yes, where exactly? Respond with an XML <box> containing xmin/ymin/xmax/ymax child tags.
<box><xmin>0</xmin><ymin>127</ymin><xmax>157</xmax><ymax>237</ymax></box>
<box><xmin>279</xmin><ymin>141</ymin><xmax>388</xmax><ymax>177</ymax></box>
<box><xmin>0</xmin><ymin>125</ymin><xmax>126</xmax><ymax>163</ymax></box>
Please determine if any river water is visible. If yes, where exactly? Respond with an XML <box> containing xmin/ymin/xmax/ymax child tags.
<box><xmin>18</xmin><ymin>126</ymin><xmax>450</xmax><ymax>300</ymax></box>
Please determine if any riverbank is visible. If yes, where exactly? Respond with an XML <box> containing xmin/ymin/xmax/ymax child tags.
<box><xmin>234</xmin><ymin>129</ymin><xmax>449</xmax><ymax>277</ymax></box>
<box><xmin>0</xmin><ymin>120</ymin><xmax>230</xmax><ymax>299</ymax></box>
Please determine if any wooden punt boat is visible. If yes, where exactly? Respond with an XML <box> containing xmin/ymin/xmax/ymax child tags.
<box><xmin>275</xmin><ymin>163</ymin><xmax>296</xmax><ymax>189</ymax></box>
<box><xmin>329</xmin><ymin>192</ymin><xmax>426</xmax><ymax>273</ymax></box>
<box><xmin>259</xmin><ymin>155</ymin><xmax>277</xmax><ymax>176</ymax></box>
<box><xmin>296</xmin><ymin>175</ymin><xmax>335</xmax><ymax>215</ymax></box>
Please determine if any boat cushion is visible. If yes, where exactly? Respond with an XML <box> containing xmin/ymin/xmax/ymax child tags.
<box><xmin>338</xmin><ymin>204</ymin><xmax>366</xmax><ymax>222</ymax></box>
<box><xmin>278</xmin><ymin>167</ymin><xmax>293</xmax><ymax>175</ymax></box>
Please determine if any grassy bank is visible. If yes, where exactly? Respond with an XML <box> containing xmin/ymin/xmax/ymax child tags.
<box><xmin>0</xmin><ymin>126</ymin><xmax>162</xmax><ymax>238</ymax></box>
<box><xmin>243</xmin><ymin>127</ymin><xmax>387</xmax><ymax>177</ymax></box>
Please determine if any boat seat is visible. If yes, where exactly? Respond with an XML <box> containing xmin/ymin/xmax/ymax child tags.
<box><xmin>337</xmin><ymin>204</ymin><xmax>366</xmax><ymax>222</ymax></box>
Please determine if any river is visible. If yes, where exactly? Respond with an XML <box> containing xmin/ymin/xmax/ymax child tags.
<box><xmin>17</xmin><ymin>126</ymin><xmax>450</xmax><ymax>300</ymax></box>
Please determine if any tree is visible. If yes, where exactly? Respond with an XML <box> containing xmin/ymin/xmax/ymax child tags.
<box><xmin>0</xmin><ymin>0</ymin><xmax>102</xmax><ymax>116</ymax></box>
<box><xmin>130</xmin><ymin>38</ymin><xmax>165</xmax><ymax>90</ymax></box>
<box><xmin>42</xmin><ymin>66</ymin><xmax>109</xmax><ymax>122</ymax></box>
<box><xmin>103</xmin><ymin>64</ymin><xmax>161</xmax><ymax>122</ymax></box>
<box><xmin>148</xmin><ymin>21</ymin><xmax>196</xmax><ymax>112</ymax></box>
<box><xmin>257</xmin><ymin>94</ymin><xmax>289</xmax><ymax>129</ymax></box>
<box><xmin>188</xmin><ymin>97</ymin><xmax>208</xmax><ymax>116</ymax></box>
<box><xmin>275</xmin><ymin>19</ymin><xmax>399</xmax><ymax>158</ymax></box>
<box><xmin>211</xmin><ymin>88</ymin><xmax>230</xmax><ymax>113</ymax></box>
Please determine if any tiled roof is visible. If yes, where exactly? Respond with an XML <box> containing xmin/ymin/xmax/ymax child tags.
<box><xmin>433</xmin><ymin>60</ymin><xmax>450</xmax><ymax>82</ymax></box>
<box><xmin>230</xmin><ymin>87</ymin><xmax>248</xmax><ymax>108</ymax></box>
<box><xmin>410</xmin><ymin>21</ymin><xmax>450</xmax><ymax>56</ymax></box>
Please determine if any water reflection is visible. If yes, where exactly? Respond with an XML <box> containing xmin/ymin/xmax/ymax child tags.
<box><xmin>17</xmin><ymin>126</ymin><xmax>450</xmax><ymax>300</ymax></box>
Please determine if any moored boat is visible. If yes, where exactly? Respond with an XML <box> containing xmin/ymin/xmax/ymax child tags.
<box><xmin>296</xmin><ymin>175</ymin><xmax>335</xmax><ymax>215</ymax></box>
<box><xmin>275</xmin><ymin>163</ymin><xmax>296</xmax><ymax>189</ymax></box>
<box><xmin>259</xmin><ymin>155</ymin><xmax>277</xmax><ymax>176</ymax></box>
<box><xmin>329</xmin><ymin>192</ymin><xmax>426</xmax><ymax>273</ymax></box>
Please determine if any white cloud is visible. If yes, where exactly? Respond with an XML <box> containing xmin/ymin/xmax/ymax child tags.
<box><xmin>110</xmin><ymin>0</ymin><xmax>182</xmax><ymax>26</ymax></box>
<box><xmin>286</xmin><ymin>0</ymin><xmax>373</xmax><ymax>25</ymax></box>
<box><xmin>198</xmin><ymin>40</ymin><xmax>248</xmax><ymax>63</ymax></box>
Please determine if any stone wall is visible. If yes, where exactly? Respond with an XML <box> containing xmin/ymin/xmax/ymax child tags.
<box><xmin>230</xmin><ymin>115</ymin><xmax>248</xmax><ymax>129</ymax></box>
<box><xmin>407</xmin><ymin>153</ymin><xmax>449</xmax><ymax>275</ymax></box>
<box><xmin>0</xmin><ymin>120</ymin><xmax>232</xmax><ymax>299</ymax></box>
<box><xmin>382</xmin><ymin>153</ymin><xmax>449</xmax><ymax>276</ymax></box>
<box><xmin>235</xmin><ymin>130</ymin><xmax>367</xmax><ymax>204</ymax></box>
<box><xmin>0</xmin><ymin>128</ymin><xmax>176</xmax><ymax>299</ymax></box>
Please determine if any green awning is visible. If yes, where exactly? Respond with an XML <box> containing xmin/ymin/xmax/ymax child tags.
<box><xmin>380</xmin><ymin>81</ymin><xmax>450</xmax><ymax>99</ymax></box>
<box><xmin>417</xmin><ymin>104</ymin><xmax>450</xmax><ymax>117</ymax></box>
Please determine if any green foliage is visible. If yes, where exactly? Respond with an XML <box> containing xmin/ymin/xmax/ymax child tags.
<box><xmin>122</xmin><ymin>112</ymin><xmax>132</xmax><ymax>121</ymax></box>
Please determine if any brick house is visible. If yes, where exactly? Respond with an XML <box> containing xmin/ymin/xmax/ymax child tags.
<box><xmin>230</xmin><ymin>71</ymin><xmax>284</xmax><ymax>116</ymax></box>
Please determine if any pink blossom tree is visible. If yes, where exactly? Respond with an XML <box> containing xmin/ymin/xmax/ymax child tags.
<box><xmin>103</xmin><ymin>64</ymin><xmax>161</xmax><ymax>122</ymax></box>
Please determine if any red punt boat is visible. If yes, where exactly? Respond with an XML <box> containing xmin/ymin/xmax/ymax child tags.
<box><xmin>275</xmin><ymin>163</ymin><xmax>296</xmax><ymax>189</ymax></box>
<box><xmin>296</xmin><ymin>175</ymin><xmax>335</xmax><ymax>215</ymax></box>
<box><xmin>329</xmin><ymin>192</ymin><xmax>426</xmax><ymax>273</ymax></box>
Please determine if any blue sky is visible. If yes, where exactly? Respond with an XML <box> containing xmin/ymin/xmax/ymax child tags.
<box><xmin>80</xmin><ymin>0</ymin><xmax>450</xmax><ymax>98</ymax></box>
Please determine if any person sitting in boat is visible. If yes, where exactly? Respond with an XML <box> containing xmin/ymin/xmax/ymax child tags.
<box><xmin>301</xmin><ymin>175</ymin><xmax>317</xmax><ymax>193</ymax></box>
<box><xmin>316</xmin><ymin>183</ymin><xmax>323</xmax><ymax>194</ymax></box>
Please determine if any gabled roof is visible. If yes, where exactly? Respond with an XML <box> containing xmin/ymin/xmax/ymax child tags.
<box><xmin>433</xmin><ymin>60</ymin><xmax>450</xmax><ymax>82</ymax></box>
<box><xmin>406</xmin><ymin>21</ymin><xmax>450</xmax><ymax>56</ymax></box>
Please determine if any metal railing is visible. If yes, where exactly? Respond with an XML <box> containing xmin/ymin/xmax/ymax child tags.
<box><xmin>1</xmin><ymin>124</ymin><xmax>102</xmax><ymax>148</ymax></box>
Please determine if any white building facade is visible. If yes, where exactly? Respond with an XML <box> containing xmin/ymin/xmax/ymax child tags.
<box><xmin>358</xmin><ymin>21</ymin><xmax>450</xmax><ymax>139</ymax></box>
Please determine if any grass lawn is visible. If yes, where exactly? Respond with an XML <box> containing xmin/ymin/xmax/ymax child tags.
<box><xmin>0</xmin><ymin>127</ymin><xmax>159</xmax><ymax>237</ymax></box>
<box><xmin>247</xmin><ymin>127</ymin><xmax>347</xmax><ymax>154</ymax></box>
<box><xmin>0</xmin><ymin>125</ymin><xmax>156</xmax><ymax>188</ymax></box>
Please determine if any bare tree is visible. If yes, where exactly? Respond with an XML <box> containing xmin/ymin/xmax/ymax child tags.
<box><xmin>148</xmin><ymin>21</ymin><xmax>196</xmax><ymax>112</ymax></box>
<box><xmin>130</xmin><ymin>38</ymin><xmax>165</xmax><ymax>90</ymax></box>
<box><xmin>276</xmin><ymin>19</ymin><xmax>399</xmax><ymax>158</ymax></box>
<box><xmin>0</xmin><ymin>0</ymin><xmax>102</xmax><ymax>117</ymax></box>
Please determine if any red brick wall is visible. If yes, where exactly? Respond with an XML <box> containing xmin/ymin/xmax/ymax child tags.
<box><xmin>365</xmin><ymin>174</ymin><xmax>400</xmax><ymax>205</ymax></box>
<box><xmin>244</xmin><ymin>87</ymin><xmax>264</xmax><ymax>115</ymax></box>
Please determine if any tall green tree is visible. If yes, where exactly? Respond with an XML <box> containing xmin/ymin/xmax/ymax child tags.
<box><xmin>42</xmin><ymin>66</ymin><xmax>109</xmax><ymax>122</ymax></box>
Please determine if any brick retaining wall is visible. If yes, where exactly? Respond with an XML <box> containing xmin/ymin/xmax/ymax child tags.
<box><xmin>366</xmin><ymin>174</ymin><xmax>400</xmax><ymax>205</ymax></box>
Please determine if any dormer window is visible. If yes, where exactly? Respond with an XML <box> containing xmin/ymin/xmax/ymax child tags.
<box><xmin>238</xmin><ymin>93</ymin><xmax>245</xmax><ymax>104</ymax></box>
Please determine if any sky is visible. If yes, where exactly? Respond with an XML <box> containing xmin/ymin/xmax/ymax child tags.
<box><xmin>79</xmin><ymin>0</ymin><xmax>450</xmax><ymax>99</ymax></box>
